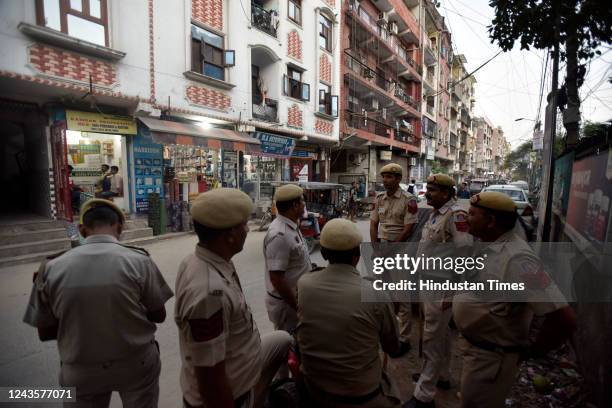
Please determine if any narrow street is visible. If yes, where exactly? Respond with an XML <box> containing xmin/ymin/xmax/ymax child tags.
<box><xmin>0</xmin><ymin>217</ymin><xmax>467</xmax><ymax>407</ymax></box>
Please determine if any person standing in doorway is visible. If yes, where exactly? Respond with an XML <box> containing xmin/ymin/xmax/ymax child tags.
<box><xmin>109</xmin><ymin>165</ymin><xmax>123</xmax><ymax>197</ymax></box>
<box><xmin>95</xmin><ymin>164</ymin><xmax>110</xmax><ymax>198</ymax></box>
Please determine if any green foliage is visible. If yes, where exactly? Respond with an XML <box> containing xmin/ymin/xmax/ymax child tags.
<box><xmin>488</xmin><ymin>0</ymin><xmax>612</xmax><ymax>86</ymax></box>
<box><xmin>504</xmin><ymin>141</ymin><xmax>531</xmax><ymax>180</ymax></box>
<box><xmin>581</xmin><ymin>120</ymin><xmax>610</xmax><ymax>138</ymax></box>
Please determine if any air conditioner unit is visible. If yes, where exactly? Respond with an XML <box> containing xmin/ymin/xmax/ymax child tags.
<box><xmin>389</xmin><ymin>21</ymin><xmax>399</xmax><ymax>34</ymax></box>
<box><xmin>362</xmin><ymin>67</ymin><xmax>374</xmax><ymax>79</ymax></box>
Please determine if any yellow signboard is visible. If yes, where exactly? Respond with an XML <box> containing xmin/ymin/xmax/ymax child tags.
<box><xmin>66</xmin><ymin>110</ymin><xmax>137</xmax><ymax>135</ymax></box>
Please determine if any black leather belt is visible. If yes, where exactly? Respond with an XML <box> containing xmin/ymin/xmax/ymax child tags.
<box><xmin>305</xmin><ymin>380</ymin><xmax>381</xmax><ymax>405</ymax></box>
<box><xmin>266</xmin><ymin>291</ymin><xmax>284</xmax><ymax>301</ymax></box>
<box><xmin>463</xmin><ymin>335</ymin><xmax>525</xmax><ymax>354</ymax></box>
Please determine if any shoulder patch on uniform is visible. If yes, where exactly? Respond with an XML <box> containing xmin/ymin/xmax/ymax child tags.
<box><xmin>454</xmin><ymin>211</ymin><xmax>469</xmax><ymax>232</ymax></box>
<box><xmin>517</xmin><ymin>258</ymin><xmax>551</xmax><ymax>290</ymax></box>
<box><xmin>407</xmin><ymin>197</ymin><xmax>418</xmax><ymax>214</ymax></box>
<box><xmin>118</xmin><ymin>244</ymin><xmax>150</xmax><ymax>256</ymax></box>
<box><xmin>189</xmin><ymin>309</ymin><xmax>223</xmax><ymax>342</ymax></box>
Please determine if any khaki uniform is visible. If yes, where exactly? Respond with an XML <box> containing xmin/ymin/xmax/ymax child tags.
<box><xmin>370</xmin><ymin>189</ymin><xmax>418</xmax><ymax>242</ymax></box>
<box><xmin>414</xmin><ymin>198</ymin><xmax>473</xmax><ymax>403</ymax></box>
<box><xmin>297</xmin><ymin>264</ymin><xmax>401</xmax><ymax>408</ymax></box>
<box><xmin>263</xmin><ymin>214</ymin><xmax>311</xmax><ymax>331</ymax></box>
<box><xmin>23</xmin><ymin>235</ymin><xmax>173</xmax><ymax>407</ymax></box>
<box><xmin>370</xmin><ymin>189</ymin><xmax>418</xmax><ymax>343</ymax></box>
<box><xmin>175</xmin><ymin>245</ymin><xmax>291</xmax><ymax>408</ymax></box>
<box><xmin>453</xmin><ymin>231</ymin><xmax>567</xmax><ymax>408</ymax></box>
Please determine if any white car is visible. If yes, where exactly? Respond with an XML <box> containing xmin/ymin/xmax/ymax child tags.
<box><xmin>510</xmin><ymin>180</ymin><xmax>529</xmax><ymax>192</ymax></box>
<box><xmin>482</xmin><ymin>184</ymin><xmax>535</xmax><ymax>224</ymax></box>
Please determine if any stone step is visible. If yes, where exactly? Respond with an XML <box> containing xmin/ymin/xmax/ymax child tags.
<box><xmin>0</xmin><ymin>250</ymin><xmax>63</xmax><ymax>269</ymax></box>
<box><xmin>0</xmin><ymin>220</ymin><xmax>65</xmax><ymax>235</ymax></box>
<box><xmin>0</xmin><ymin>238</ymin><xmax>71</xmax><ymax>259</ymax></box>
<box><xmin>0</xmin><ymin>228</ymin><xmax>68</xmax><ymax>246</ymax></box>
<box><xmin>120</xmin><ymin>227</ymin><xmax>153</xmax><ymax>241</ymax></box>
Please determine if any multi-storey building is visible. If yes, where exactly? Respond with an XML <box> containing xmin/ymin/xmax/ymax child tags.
<box><xmin>0</xmin><ymin>0</ymin><xmax>341</xmax><ymax>221</ymax></box>
<box><xmin>491</xmin><ymin>126</ymin><xmax>507</xmax><ymax>176</ymax></box>
<box><xmin>473</xmin><ymin>116</ymin><xmax>495</xmax><ymax>177</ymax></box>
<box><xmin>331</xmin><ymin>0</ymin><xmax>422</xmax><ymax>191</ymax></box>
<box><xmin>450</xmin><ymin>54</ymin><xmax>476</xmax><ymax>182</ymax></box>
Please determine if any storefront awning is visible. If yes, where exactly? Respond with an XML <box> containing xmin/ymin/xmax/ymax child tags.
<box><xmin>138</xmin><ymin>117</ymin><xmax>261</xmax><ymax>153</ymax></box>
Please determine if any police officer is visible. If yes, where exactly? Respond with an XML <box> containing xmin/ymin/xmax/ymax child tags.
<box><xmin>369</xmin><ymin>163</ymin><xmax>418</xmax><ymax>244</ymax></box>
<box><xmin>370</xmin><ymin>163</ymin><xmax>418</xmax><ymax>352</ymax></box>
<box><xmin>406</xmin><ymin>174</ymin><xmax>473</xmax><ymax>408</ymax></box>
<box><xmin>453</xmin><ymin>192</ymin><xmax>576</xmax><ymax>408</ymax></box>
<box><xmin>297</xmin><ymin>219</ymin><xmax>404</xmax><ymax>408</ymax></box>
<box><xmin>263</xmin><ymin>184</ymin><xmax>312</xmax><ymax>334</ymax></box>
<box><xmin>23</xmin><ymin>198</ymin><xmax>173</xmax><ymax>407</ymax></box>
<box><xmin>175</xmin><ymin>188</ymin><xmax>291</xmax><ymax>408</ymax></box>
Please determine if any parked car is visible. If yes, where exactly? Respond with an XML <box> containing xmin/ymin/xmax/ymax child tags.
<box><xmin>482</xmin><ymin>184</ymin><xmax>535</xmax><ymax>226</ymax></box>
<box><xmin>510</xmin><ymin>180</ymin><xmax>529</xmax><ymax>192</ymax></box>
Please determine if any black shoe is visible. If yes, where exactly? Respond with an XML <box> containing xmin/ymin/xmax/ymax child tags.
<box><xmin>402</xmin><ymin>396</ymin><xmax>436</xmax><ymax>408</ymax></box>
<box><xmin>411</xmin><ymin>373</ymin><xmax>451</xmax><ymax>390</ymax></box>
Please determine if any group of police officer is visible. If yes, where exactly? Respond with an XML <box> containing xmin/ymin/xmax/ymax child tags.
<box><xmin>24</xmin><ymin>162</ymin><xmax>576</xmax><ymax>408</ymax></box>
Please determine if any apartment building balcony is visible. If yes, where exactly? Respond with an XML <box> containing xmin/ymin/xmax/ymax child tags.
<box><xmin>252</xmin><ymin>98</ymin><xmax>279</xmax><ymax>122</ymax></box>
<box><xmin>344</xmin><ymin>110</ymin><xmax>420</xmax><ymax>150</ymax></box>
<box><xmin>345</xmin><ymin>2</ymin><xmax>422</xmax><ymax>81</ymax></box>
<box><xmin>385</xmin><ymin>0</ymin><xmax>420</xmax><ymax>44</ymax></box>
<box><xmin>251</xmin><ymin>46</ymin><xmax>281</xmax><ymax>123</ymax></box>
<box><xmin>424</xmin><ymin>37</ymin><xmax>436</xmax><ymax>66</ymax></box>
<box><xmin>344</xmin><ymin>53</ymin><xmax>420</xmax><ymax>118</ymax></box>
<box><xmin>251</xmin><ymin>2</ymin><xmax>278</xmax><ymax>38</ymax></box>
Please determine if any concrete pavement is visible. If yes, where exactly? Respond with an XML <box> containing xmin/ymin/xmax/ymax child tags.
<box><xmin>0</xmin><ymin>217</ymin><xmax>462</xmax><ymax>407</ymax></box>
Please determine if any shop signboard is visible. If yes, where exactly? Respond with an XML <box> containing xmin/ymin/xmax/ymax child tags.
<box><xmin>379</xmin><ymin>150</ymin><xmax>392</xmax><ymax>161</ymax></box>
<box><xmin>253</xmin><ymin>132</ymin><xmax>296</xmax><ymax>157</ymax></box>
<box><xmin>566</xmin><ymin>150</ymin><xmax>612</xmax><ymax>245</ymax></box>
<box><xmin>66</xmin><ymin>110</ymin><xmax>137</xmax><ymax>135</ymax></box>
<box><xmin>133</xmin><ymin>127</ymin><xmax>163</xmax><ymax>213</ymax></box>
<box><xmin>552</xmin><ymin>151</ymin><xmax>574</xmax><ymax>216</ymax></box>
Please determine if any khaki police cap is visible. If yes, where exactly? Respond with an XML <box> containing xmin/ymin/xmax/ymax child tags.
<box><xmin>80</xmin><ymin>198</ymin><xmax>125</xmax><ymax>224</ymax></box>
<box><xmin>320</xmin><ymin>218</ymin><xmax>363</xmax><ymax>251</ymax></box>
<box><xmin>191</xmin><ymin>188</ymin><xmax>253</xmax><ymax>228</ymax></box>
<box><xmin>380</xmin><ymin>163</ymin><xmax>403</xmax><ymax>176</ymax></box>
<box><xmin>274</xmin><ymin>184</ymin><xmax>304</xmax><ymax>203</ymax></box>
<box><xmin>427</xmin><ymin>173</ymin><xmax>455</xmax><ymax>188</ymax></box>
<box><xmin>470</xmin><ymin>191</ymin><xmax>517</xmax><ymax>213</ymax></box>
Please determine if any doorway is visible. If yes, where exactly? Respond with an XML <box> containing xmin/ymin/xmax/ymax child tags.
<box><xmin>0</xmin><ymin>101</ymin><xmax>50</xmax><ymax>220</ymax></box>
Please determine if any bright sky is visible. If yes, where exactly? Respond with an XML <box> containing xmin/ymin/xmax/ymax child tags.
<box><xmin>438</xmin><ymin>0</ymin><xmax>612</xmax><ymax>148</ymax></box>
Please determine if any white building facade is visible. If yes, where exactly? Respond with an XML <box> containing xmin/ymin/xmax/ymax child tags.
<box><xmin>0</xmin><ymin>0</ymin><xmax>340</xmax><ymax>220</ymax></box>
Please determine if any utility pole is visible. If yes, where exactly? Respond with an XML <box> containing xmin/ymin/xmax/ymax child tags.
<box><xmin>540</xmin><ymin>4</ymin><xmax>560</xmax><ymax>242</ymax></box>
